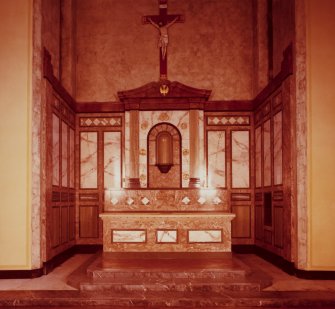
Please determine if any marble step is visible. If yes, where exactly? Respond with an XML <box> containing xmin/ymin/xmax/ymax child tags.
<box><xmin>80</xmin><ymin>278</ymin><xmax>264</xmax><ymax>293</ymax></box>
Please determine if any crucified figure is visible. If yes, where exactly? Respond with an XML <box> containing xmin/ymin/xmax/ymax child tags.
<box><xmin>148</xmin><ymin>16</ymin><xmax>178</xmax><ymax>60</ymax></box>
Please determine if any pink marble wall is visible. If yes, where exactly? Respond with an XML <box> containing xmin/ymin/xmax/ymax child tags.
<box><xmin>104</xmin><ymin>131</ymin><xmax>122</xmax><ymax>188</ymax></box>
<box><xmin>207</xmin><ymin>131</ymin><xmax>226</xmax><ymax>188</ymax></box>
<box><xmin>52</xmin><ymin>113</ymin><xmax>59</xmax><ymax>186</ymax></box>
<box><xmin>75</xmin><ymin>0</ymin><xmax>254</xmax><ymax>101</ymax></box>
<box><xmin>263</xmin><ymin>120</ymin><xmax>271</xmax><ymax>187</ymax></box>
<box><xmin>80</xmin><ymin>132</ymin><xmax>98</xmax><ymax>188</ymax></box>
<box><xmin>231</xmin><ymin>131</ymin><xmax>250</xmax><ymax>188</ymax></box>
<box><xmin>273</xmin><ymin>111</ymin><xmax>283</xmax><ymax>185</ymax></box>
<box><xmin>255</xmin><ymin>126</ymin><xmax>262</xmax><ymax>187</ymax></box>
<box><xmin>61</xmin><ymin>121</ymin><xmax>68</xmax><ymax>187</ymax></box>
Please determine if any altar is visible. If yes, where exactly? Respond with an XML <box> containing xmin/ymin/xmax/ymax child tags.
<box><xmin>100</xmin><ymin>189</ymin><xmax>235</xmax><ymax>252</ymax></box>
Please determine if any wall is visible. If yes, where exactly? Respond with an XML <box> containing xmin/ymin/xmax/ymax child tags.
<box><xmin>75</xmin><ymin>0</ymin><xmax>254</xmax><ymax>102</ymax></box>
<box><xmin>306</xmin><ymin>0</ymin><xmax>335</xmax><ymax>270</ymax></box>
<box><xmin>0</xmin><ymin>0</ymin><xmax>32</xmax><ymax>269</ymax></box>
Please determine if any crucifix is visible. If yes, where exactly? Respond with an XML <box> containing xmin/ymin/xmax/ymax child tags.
<box><xmin>142</xmin><ymin>0</ymin><xmax>184</xmax><ymax>80</ymax></box>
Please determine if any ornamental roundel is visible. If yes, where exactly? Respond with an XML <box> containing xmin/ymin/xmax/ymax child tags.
<box><xmin>158</xmin><ymin>112</ymin><xmax>170</xmax><ymax>121</ymax></box>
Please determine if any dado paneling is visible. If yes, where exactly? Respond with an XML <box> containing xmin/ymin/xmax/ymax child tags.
<box><xmin>76</xmin><ymin>113</ymin><xmax>124</xmax><ymax>244</ymax></box>
<box><xmin>45</xmin><ymin>86</ymin><xmax>76</xmax><ymax>261</ymax></box>
<box><xmin>205</xmin><ymin>112</ymin><xmax>253</xmax><ymax>245</ymax></box>
<box><xmin>254</xmin><ymin>79</ymin><xmax>292</xmax><ymax>261</ymax></box>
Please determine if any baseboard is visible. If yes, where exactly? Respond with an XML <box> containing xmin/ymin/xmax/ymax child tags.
<box><xmin>233</xmin><ymin>244</ymin><xmax>335</xmax><ymax>279</ymax></box>
<box><xmin>0</xmin><ymin>244</ymin><xmax>102</xmax><ymax>279</ymax></box>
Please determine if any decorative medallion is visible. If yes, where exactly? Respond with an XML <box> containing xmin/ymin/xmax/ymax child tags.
<box><xmin>139</xmin><ymin>148</ymin><xmax>146</xmax><ymax>156</ymax></box>
<box><xmin>180</xmin><ymin>122</ymin><xmax>188</xmax><ymax>130</ymax></box>
<box><xmin>141</xmin><ymin>120</ymin><xmax>149</xmax><ymax>130</ymax></box>
<box><xmin>158</xmin><ymin>112</ymin><xmax>170</xmax><ymax>121</ymax></box>
<box><xmin>182</xmin><ymin>173</ymin><xmax>189</xmax><ymax>180</ymax></box>
<box><xmin>182</xmin><ymin>149</ymin><xmax>189</xmax><ymax>156</ymax></box>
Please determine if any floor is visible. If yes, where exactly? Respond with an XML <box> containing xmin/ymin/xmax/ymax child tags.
<box><xmin>0</xmin><ymin>253</ymin><xmax>335</xmax><ymax>308</ymax></box>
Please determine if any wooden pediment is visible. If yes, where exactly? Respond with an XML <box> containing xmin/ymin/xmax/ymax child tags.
<box><xmin>117</xmin><ymin>80</ymin><xmax>211</xmax><ymax>106</ymax></box>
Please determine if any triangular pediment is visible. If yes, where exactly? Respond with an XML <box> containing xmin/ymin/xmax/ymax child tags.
<box><xmin>117</xmin><ymin>80</ymin><xmax>211</xmax><ymax>103</ymax></box>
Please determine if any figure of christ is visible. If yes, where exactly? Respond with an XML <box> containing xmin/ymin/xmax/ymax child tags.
<box><xmin>148</xmin><ymin>16</ymin><xmax>178</xmax><ymax>60</ymax></box>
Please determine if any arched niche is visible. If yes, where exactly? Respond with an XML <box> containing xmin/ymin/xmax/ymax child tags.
<box><xmin>147</xmin><ymin>122</ymin><xmax>181</xmax><ymax>188</ymax></box>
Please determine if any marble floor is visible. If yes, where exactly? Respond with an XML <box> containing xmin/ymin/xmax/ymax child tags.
<box><xmin>0</xmin><ymin>253</ymin><xmax>335</xmax><ymax>308</ymax></box>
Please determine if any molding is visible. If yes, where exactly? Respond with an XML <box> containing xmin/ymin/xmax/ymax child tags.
<box><xmin>0</xmin><ymin>245</ymin><xmax>102</xmax><ymax>279</ymax></box>
<box><xmin>233</xmin><ymin>245</ymin><xmax>335</xmax><ymax>280</ymax></box>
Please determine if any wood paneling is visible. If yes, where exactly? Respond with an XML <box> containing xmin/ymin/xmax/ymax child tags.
<box><xmin>255</xmin><ymin>205</ymin><xmax>263</xmax><ymax>240</ymax></box>
<box><xmin>274</xmin><ymin>206</ymin><xmax>284</xmax><ymax>248</ymax></box>
<box><xmin>61</xmin><ymin>206</ymin><xmax>68</xmax><ymax>244</ymax></box>
<box><xmin>231</xmin><ymin>205</ymin><xmax>251</xmax><ymax>238</ymax></box>
<box><xmin>51</xmin><ymin>207</ymin><xmax>60</xmax><ymax>248</ymax></box>
<box><xmin>79</xmin><ymin>206</ymin><xmax>99</xmax><ymax>238</ymax></box>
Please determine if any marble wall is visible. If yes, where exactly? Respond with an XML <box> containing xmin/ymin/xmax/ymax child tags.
<box><xmin>80</xmin><ymin>132</ymin><xmax>98</xmax><ymax>189</ymax></box>
<box><xmin>52</xmin><ymin>113</ymin><xmax>59</xmax><ymax>186</ymax></box>
<box><xmin>273</xmin><ymin>111</ymin><xmax>283</xmax><ymax>185</ymax></box>
<box><xmin>255</xmin><ymin>126</ymin><xmax>262</xmax><ymax>187</ymax></box>
<box><xmin>75</xmin><ymin>0</ymin><xmax>254</xmax><ymax>101</ymax></box>
<box><xmin>61</xmin><ymin>121</ymin><xmax>68</xmax><ymax>187</ymax></box>
<box><xmin>263</xmin><ymin>119</ymin><xmax>271</xmax><ymax>187</ymax></box>
<box><xmin>104</xmin><ymin>132</ymin><xmax>122</xmax><ymax>189</ymax></box>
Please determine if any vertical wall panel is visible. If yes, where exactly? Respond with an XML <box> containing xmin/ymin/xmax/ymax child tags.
<box><xmin>69</xmin><ymin>128</ymin><xmax>75</xmax><ymax>188</ymax></box>
<box><xmin>61</xmin><ymin>206</ymin><xmax>68</xmax><ymax>244</ymax></box>
<box><xmin>52</xmin><ymin>207</ymin><xmax>60</xmax><ymax>248</ymax></box>
<box><xmin>52</xmin><ymin>114</ymin><xmax>60</xmax><ymax>186</ymax></box>
<box><xmin>69</xmin><ymin>206</ymin><xmax>75</xmax><ymax>241</ymax></box>
<box><xmin>79</xmin><ymin>206</ymin><xmax>99</xmax><ymax>238</ymax></box>
<box><xmin>61</xmin><ymin>121</ymin><xmax>68</xmax><ymax>187</ymax></box>
<box><xmin>104</xmin><ymin>132</ymin><xmax>121</xmax><ymax>188</ymax></box>
<box><xmin>207</xmin><ymin>131</ymin><xmax>226</xmax><ymax>187</ymax></box>
<box><xmin>273</xmin><ymin>111</ymin><xmax>283</xmax><ymax>185</ymax></box>
<box><xmin>80</xmin><ymin>132</ymin><xmax>98</xmax><ymax>188</ymax></box>
<box><xmin>255</xmin><ymin>206</ymin><xmax>263</xmax><ymax>240</ymax></box>
<box><xmin>231</xmin><ymin>205</ymin><xmax>251</xmax><ymax>238</ymax></box>
<box><xmin>274</xmin><ymin>207</ymin><xmax>283</xmax><ymax>248</ymax></box>
<box><xmin>263</xmin><ymin>120</ymin><xmax>271</xmax><ymax>186</ymax></box>
<box><xmin>231</xmin><ymin>131</ymin><xmax>250</xmax><ymax>188</ymax></box>
<box><xmin>255</xmin><ymin>126</ymin><xmax>262</xmax><ymax>187</ymax></box>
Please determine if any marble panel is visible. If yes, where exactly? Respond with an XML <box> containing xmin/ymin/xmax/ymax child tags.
<box><xmin>100</xmin><ymin>212</ymin><xmax>235</xmax><ymax>252</ymax></box>
<box><xmin>52</xmin><ymin>113</ymin><xmax>59</xmax><ymax>186</ymax></box>
<box><xmin>104</xmin><ymin>132</ymin><xmax>121</xmax><ymax>188</ymax></box>
<box><xmin>156</xmin><ymin>230</ymin><xmax>177</xmax><ymax>243</ymax></box>
<box><xmin>263</xmin><ymin>120</ymin><xmax>271</xmax><ymax>187</ymax></box>
<box><xmin>139</xmin><ymin>111</ymin><xmax>190</xmax><ymax>187</ymax></box>
<box><xmin>273</xmin><ymin>111</ymin><xmax>283</xmax><ymax>185</ymax></box>
<box><xmin>255</xmin><ymin>126</ymin><xmax>262</xmax><ymax>188</ymax></box>
<box><xmin>231</xmin><ymin>131</ymin><xmax>250</xmax><ymax>188</ymax></box>
<box><xmin>207</xmin><ymin>131</ymin><xmax>226</xmax><ymax>188</ymax></box>
<box><xmin>198</xmin><ymin>111</ymin><xmax>206</xmax><ymax>184</ymax></box>
<box><xmin>61</xmin><ymin>121</ymin><xmax>68</xmax><ymax>187</ymax></box>
<box><xmin>112</xmin><ymin>230</ymin><xmax>146</xmax><ymax>243</ymax></box>
<box><xmin>80</xmin><ymin>132</ymin><xmax>98</xmax><ymax>188</ymax></box>
<box><xmin>124</xmin><ymin>112</ymin><xmax>130</xmax><ymax>187</ymax></box>
<box><xmin>69</xmin><ymin>128</ymin><xmax>74</xmax><ymax>188</ymax></box>
<box><xmin>188</xmin><ymin>230</ymin><xmax>222</xmax><ymax>243</ymax></box>
<box><xmin>104</xmin><ymin>189</ymin><xmax>229</xmax><ymax>212</ymax></box>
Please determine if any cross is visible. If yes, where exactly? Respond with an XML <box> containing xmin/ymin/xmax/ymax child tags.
<box><xmin>142</xmin><ymin>0</ymin><xmax>184</xmax><ymax>80</ymax></box>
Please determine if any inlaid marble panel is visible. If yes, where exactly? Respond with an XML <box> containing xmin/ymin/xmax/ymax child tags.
<box><xmin>61</xmin><ymin>121</ymin><xmax>68</xmax><ymax>187</ymax></box>
<box><xmin>188</xmin><ymin>230</ymin><xmax>222</xmax><ymax>243</ymax></box>
<box><xmin>156</xmin><ymin>230</ymin><xmax>177</xmax><ymax>243</ymax></box>
<box><xmin>263</xmin><ymin>120</ymin><xmax>271</xmax><ymax>186</ymax></box>
<box><xmin>255</xmin><ymin>126</ymin><xmax>262</xmax><ymax>188</ymax></box>
<box><xmin>100</xmin><ymin>212</ymin><xmax>235</xmax><ymax>252</ymax></box>
<box><xmin>273</xmin><ymin>111</ymin><xmax>283</xmax><ymax>185</ymax></box>
<box><xmin>52</xmin><ymin>113</ymin><xmax>59</xmax><ymax>186</ymax></box>
<box><xmin>231</xmin><ymin>131</ymin><xmax>250</xmax><ymax>188</ymax></box>
<box><xmin>198</xmin><ymin>111</ymin><xmax>206</xmax><ymax>184</ymax></box>
<box><xmin>112</xmin><ymin>230</ymin><xmax>146</xmax><ymax>243</ymax></box>
<box><xmin>69</xmin><ymin>128</ymin><xmax>74</xmax><ymax>188</ymax></box>
<box><xmin>139</xmin><ymin>111</ymin><xmax>190</xmax><ymax>187</ymax></box>
<box><xmin>207</xmin><ymin>131</ymin><xmax>226</xmax><ymax>188</ymax></box>
<box><xmin>104</xmin><ymin>132</ymin><xmax>121</xmax><ymax>188</ymax></box>
<box><xmin>124</xmin><ymin>112</ymin><xmax>130</xmax><ymax>188</ymax></box>
<box><xmin>80</xmin><ymin>132</ymin><xmax>98</xmax><ymax>188</ymax></box>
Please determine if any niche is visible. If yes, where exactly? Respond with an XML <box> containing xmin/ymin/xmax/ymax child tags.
<box><xmin>264</xmin><ymin>192</ymin><xmax>272</xmax><ymax>226</ymax></box>
<box><xmin>147</xmin><ymin>123</ymin><xmax>181</xmax><ymax>188</ymax></box>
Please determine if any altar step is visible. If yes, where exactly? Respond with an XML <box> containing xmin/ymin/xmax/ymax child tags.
<box><xmin>78</xmin><ymin>252</ymin><xmax>272</xmax><ymax>295</ymax></box>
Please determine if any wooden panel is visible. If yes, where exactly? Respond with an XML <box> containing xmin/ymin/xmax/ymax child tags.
<box><xmin>255</xmin><ymin>206</ymin><xmax>263</xmax><ymax>240</ymax></box>
<box><xmin>231</xmin><ymin>131</ymin><xmax>250</xmax><ymax>188</ymax></box>
<box><xmin>255</xmin><ymin>126</ymin><xmax>262</xmax><ymax>187</ymax></box>
<box><xmin>273</xmin><ymin>111</ymin><xmax>283</xmax><ymax>185</ymax></box>
<box><xmin>263</xmin><ymin>120</ymin><xmax>271</xmax><ymax>186</ymax></box>
<box><xmin>52</xmin><ymin>207</ymin><xmax>60</xmax><ymax>248</ymax></box>
<box><xmin>231</xmin><ymin>205</ymin><xmax>251</xmax><ymax>238</ymax></box>
<box><xmin>264</xmin><ymin>230</ymin><xmax>272</xmax><ymax>245</ymax></box>
<box><xmin>69</xmin><ymin>206</ymin><xmax>75</xmax><ymax>241</ymax></box>
<box><xmin>61</xmin><ymin>206</ymin><xmax>68</xmax><ymax>244</ymax></box>
<box><xmin>274</xmin><ymin>207</ymin><xmax>284</xmax><ymax>248</ymax></box>
<box><xmin>69</xmin><ymin>128</ymin><xmax>75</xmax><ymax>188</ymax></box>
<box><xmin>231</xmin><ymin>193</ymin><xmax>251</xmax><ymax>201</ymax></box>
<box><xmin>79</xmin><ymin>206</ymin><xmax>99</xmax><ymax>238</ymax></box>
